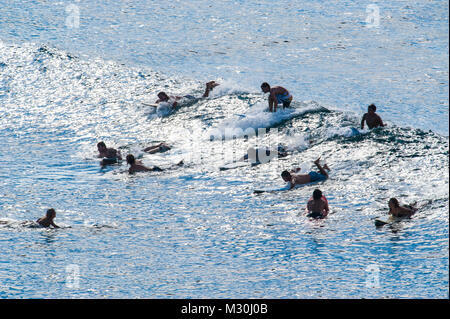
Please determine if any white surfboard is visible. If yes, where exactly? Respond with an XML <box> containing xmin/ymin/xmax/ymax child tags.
<box><xmin>142</xmin><ymin>102</ymin><xmax>158</xmax><ymax>108</ymax></box>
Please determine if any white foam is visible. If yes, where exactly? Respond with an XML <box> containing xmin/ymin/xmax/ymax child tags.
<box><xmin>325</xmin><ymin>126</ymin><xmax>369</xmax><ymax>139</ymax></box>
<box><xmin>212</xmin><ymin>101</ymin><xmax>322</xmax><ymax>138</ymax></box>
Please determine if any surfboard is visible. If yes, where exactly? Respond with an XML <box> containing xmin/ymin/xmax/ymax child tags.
<box><xmin>219</xmin><ymin>162</ymin><xmax>250</xmax><ymax>171</ymax></box>
<box><xmin>350</xmin><ymin>127</ymin><xmax>361</xmax><ymax>136</ymax></box>
<box><xmin>253</xmin><ymin>185</ymin><xmax>290</xmax><ymax>194</ymax></box>
<box><xmin>100</xmin><ymin>157</ymin><xmax>122</xmax><ymax>166</ymax></box>
<box><xmin>374</xmin><ymin>216</ymin><xmax>394</xmax><ymax>227</ymax></box>
<box><xmin>142</xmin><ymin>102</ymin><xmax>158</xmax><ymax>108</ymax></box>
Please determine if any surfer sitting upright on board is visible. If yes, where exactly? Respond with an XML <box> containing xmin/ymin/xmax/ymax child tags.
<box><xmin>97</xmin><ymin>141</ymin><xmax>122</xmax><ymax>165</ymax></box>
<box><xmin>97</xmin><ymin>142</ymin><xmax>122</xmax><ymax>160</ymax></box>
<box><xmin>260</xmin><ymin>82</ymin><xmax>293</xmax><ymax>112</ymax></box>
<box><xmin>155</xmin><ymin>81</ymin><xmax>219</xmax><ymax>109</ymax></box>
<box><xmin>306</xmin><ymin>189</ymin><xmax>329</xmax><ymax>219</ymax></box>
<box><xmin>361</xmin><ymin>104</ymin><xmax>385</xmax><ymax>129</ymax></box>
<box><xmin>388</xmin><ymin>198</ymin><xmax>417</xmax><ymax>218</ymax></box>
<box><xmin>281</xmin><ymin>158</ymin><xmax>330</xmax><ymax>189</ymax></box>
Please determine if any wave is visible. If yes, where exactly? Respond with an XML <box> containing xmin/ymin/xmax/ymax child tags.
<box><xmin>211</xmin><ymin>101</ymin><xmax>327</xmax><ymax>138</ymax></box>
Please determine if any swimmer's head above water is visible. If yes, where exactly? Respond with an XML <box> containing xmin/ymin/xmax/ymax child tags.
<box><xmin>126</xmin><ymin>154</ymin><xmax>135</xmax><ymax>165</ymax></box>
<box><xmin>313</xmin><ymin>189</ymin><xmax>323</xmax><ymax>200</ymax></box>
<box><xmin>281</xmin><ymin>170</ymin><xmax>291</xmax><ymax>182</ymax></box>
<box><xmin>97</xmin><ymin>141</ymin><xmax>107</xmax><ymax>152</ymax></box>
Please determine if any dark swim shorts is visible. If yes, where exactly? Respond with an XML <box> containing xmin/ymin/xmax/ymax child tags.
<box><xmin>282</xmin><ymin>100</ymin><xmax>292</xmax><ymax>108</ymax></box>
<box><xmin>307</xmin><ymin>211</ymin><xmax>324</xmax><ymax>219</ymax></box>
<box><xmin>308</xmin><ymin>171</ymin><xmax>327</xmax><ymax>182</ymax></box>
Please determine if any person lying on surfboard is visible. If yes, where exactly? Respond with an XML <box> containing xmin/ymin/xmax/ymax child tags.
<box><xmin>126</xmin><ymin>154</ymin><xmax>164</xmax><ymax>174</ymax></box>
<box><xmin>37</xmin><ymin>208</ymin><xmax>60</xmax><ymax>228</ymax></box>
<box><xmin>126</xmin><ymin>154</ymin><xmax>183</xmax><ymax>174</ymax></box>
<box><xmin>388</xmin><ymin>198</ymin><xmax>417</xmax><ymax>218</ymax></box>
<box><xmin>143</xmin><ymin>142</ymin><xmax>171</xmax><ymax>154</ymax></box>
<box><xmin>281</xmin><ymin>158</ymin><xmax>330</xmax><ymax>189</ymax></box>
<box><xmin>306</xmin><ymin>189</ymin><xmax>329</xmax><ymax>219</ymax></box>
<box><xmin>361</xmin><ymin>104</ymin><xmax>385</xmax><ymax>129</ymax></box>
<box><xmin>154</xmin><ymin>81</ymin><xmax>219</xmax><ymax>109</ymax></box>
<box><xmin>260</xmin><ymin>82</ymin><xmax>293</xmax><ymax>112</ymax></box>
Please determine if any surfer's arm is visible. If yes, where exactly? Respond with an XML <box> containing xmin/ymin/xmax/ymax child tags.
<box><xmin>203</xmin><ymin>87</ymin><xmax>211</xmax><ymax>98</ymax></box>
<box><xmin>202</xmin><ymin>81</ymin><xmax>219</xmax><ymax>97</ymax></box>
<box><xmin>322</xmin><ymin>201</ymin><xmax>330</xmax><ymax>217</ymax></box>
<box><xmin>51</xmin><ymin>222</ymin><xmax>60</xmax><ymax>228</ymax></box>
<box><xmin>288</xmin><ymin>178</ymin><xmax>296</xmax><ymax>189</ymax></box>
<box><xmin>269</xmin><ymin>92</ymin><xmax>278</xmax><ymax>112</ymax></box>
<box><xmin>361</xmin><ymin>114</ymin><xmax>366</xmax><ymax>129</ymax></box>
<box><xmin>306</xmin><ymin>200</ymin><xmax>313</xmax><ymax>212</ymax></box>
<box><xmin>377</xmin><ymin>115</ymin><xmax>385</xmax><ymax>127</ymax></box>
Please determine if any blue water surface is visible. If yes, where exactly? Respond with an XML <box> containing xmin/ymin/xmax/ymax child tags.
<box><xmin>0</xmin><ymin>0</ymin><xmax>448</xmax><ymax>298</ymax></box>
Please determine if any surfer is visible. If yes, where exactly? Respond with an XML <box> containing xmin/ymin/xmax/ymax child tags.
<box><xmin>97</xmin><ymin>141</ymin><xmax>122</xmax><ymax>159</ymax></box>
<box><xmin>155</xmin><ymin>81</ymin><xmax>219</xmax><ymax>109</ymax></box>
<box><xmin>388</xmin><ymin>198</ymin><xmax>417</xmax><ymax>218</ymax></box>
<box><xmin>126</xmin><ymin>154</ymin><xmax>183</xmax><ymax>174</ymax></box>
<box><xmin>239</xmin><ymin>145</ymin><xmax>288</xmax><ymax>164</ymax></box>
<box><xmin>97</xmin><ymin>141</ymin><xmax>122</xmax><ymax>165</ymax></box>
<box><xmin>143</xmin><ymin>142</ymin><xmax>171</xmax><ymax>154</ymax></box>
<box><xmin>306</xmin><ymin>189</ymin><xmax>329</xmax><ymax>219</ymax></box>
<box><xmin>281</xmin><ymin>158</ymin><xmax>330</xmax><ymax>189</ymax></box>
<box><xmin>126</xmin><ymin>154</ymin><xmax>163</xmax><ymax>174</ymax></box>
<box><xmin>37</xmin><ymin>208</ymin><xmax>60</xmax><ymax>228</ymax></box>
<box><xmin>361</xmin><ymin>104</ymin><xmax>385</xmax><ymax>129</ymax></box>
<box><xmin>260</xmin><ymin>82</ymin><xmax>293</xmax><ymax>112</ymax></box>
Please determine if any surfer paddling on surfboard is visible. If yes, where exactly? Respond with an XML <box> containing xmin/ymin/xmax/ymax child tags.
<box><xmin>126</xmin><ymin>154</ymin><xmax>183</xmax><ymax>174</ymax></box>
<box><xmin>152</xmin><ymin>81</ymin><xmax>219</xmax><ymax>109</ymax></box>
<box><xmin>388</xmin><ymin>198</ymin><xmax>417</xmax><ymax>218</ymax></box>
<box><xmin>37</xmin><ymin>208</ymin><xmax>60</xmax><ymax>228</ymax></box>
<box><xmin>260</xmin><ymin>82</ymin><xmax>293</xmax><ymax>112</ymax></box>
<box><xmin>281</xmin><ymin>158</ymin><xmax>330</xmax><ymax>189</ymax></box>
<box><xmin>306</xmin><ymin>189</ymin><xmax>329</xmax><ymax>219</ymax></box>
<box><xmin>126</xmin><ymin>154</ymin><xmax>164</xmax><ymax>174</ymax></box>
<box><xmin>375</xmin><ymin>198</ymin><xmax>418</xmax><ymax>226</ymax></box>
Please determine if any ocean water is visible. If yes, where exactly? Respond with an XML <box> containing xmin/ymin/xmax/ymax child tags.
<box><xmin>0</xmin><ymin>0</ymin><xmax>448</xmax><ymax>298</ymax></box>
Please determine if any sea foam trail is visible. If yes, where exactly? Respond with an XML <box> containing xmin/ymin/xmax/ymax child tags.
<box><xmin>211</xmin><ymin>101</ymin><xmax>326</xmax><ymax>138</ymax></box>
